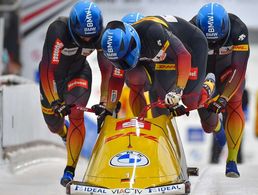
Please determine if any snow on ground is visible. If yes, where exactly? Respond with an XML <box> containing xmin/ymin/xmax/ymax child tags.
<box><xmin>0</xmin><ymin>155</ymin><xmax>88</xmax><ymax>195</ymax></box>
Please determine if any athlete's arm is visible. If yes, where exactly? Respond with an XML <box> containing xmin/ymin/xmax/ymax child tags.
<box><xmin>39</xmin><ymin>21</ymin><xmax>65</xmax><ymax>103</ymax></box>
<box><xmin>166</xmin><ymin>31</ymin><xmax>191</xmax><ymax>89</ymax></box>
<box><xmin>97</xmin><ymin>50</ymin><xmax>125</xmax><ymax>111</ymax></box>
<box><xmin>221</xmin><ymin>22</ymin><xmax>250</xmax><ymax>100</ymax></box>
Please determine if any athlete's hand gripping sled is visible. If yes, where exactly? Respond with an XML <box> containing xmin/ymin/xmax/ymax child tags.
<box><xmin>67</xmin><ymin>100</ymin><xmax>198</xmax><ymax>195</ymax></box>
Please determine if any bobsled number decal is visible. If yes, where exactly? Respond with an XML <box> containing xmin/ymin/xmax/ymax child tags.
<box><xmin>110</xmin><ymin>151</ymin><xmax>149</xmax><ymax>167</ymax></box>
<box><xmin>116</xmin><ymin>119</ymin><xmax>151</xmax><ymax>130</ymax></box>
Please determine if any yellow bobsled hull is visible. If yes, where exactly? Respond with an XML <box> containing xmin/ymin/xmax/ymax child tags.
<box><xmin>82</xmin><ymin>114</ymin><xmax>188</xmax><ymax>189</ymax></box>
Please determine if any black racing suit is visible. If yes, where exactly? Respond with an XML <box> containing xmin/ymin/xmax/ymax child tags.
<box><xmin>126</xmin><ymin>15</ymin><xmax>208</xmax><ymax>117</ymax></box>
<box><xmin>190</xmin><ymin>13</ymin><xmax>250</xmax><ymax>163</ymax></box>
<box><xmin>39</xmin><ymin>17</ymin><xmax>117</xmax><ymax>171</ymax></box>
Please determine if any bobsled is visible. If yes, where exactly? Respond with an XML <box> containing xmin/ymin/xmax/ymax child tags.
<box><xmin>67</xmin><ymin>101</ymin><xmax>198</xmax><ymax>195</ymax></box>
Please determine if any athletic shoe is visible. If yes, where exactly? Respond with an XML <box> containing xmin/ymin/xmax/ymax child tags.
<box><xmin>226</xmin><ymin>161</ymin><xmax>240</xmax><ymax>178</ymax></box>
<box><xmin>60</xmin><ymin>170</ymin><xmax>74</xmax><ymax>187</ymax></box>
<box><xmin>214</xmin><ymin>121</ymin><xmax>226</xmax><ymax>147</ymax></box>
<box><xmin>203</xmin><ymin>73</ymin><xmax>216</xmax><ymax>97</ymax></box>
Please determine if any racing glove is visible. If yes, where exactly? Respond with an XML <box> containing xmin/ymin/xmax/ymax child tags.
<box><xmin>51</xmin><ymin>100</ymin><xmax>74</xmax><ymax>117</ymax></box>
<box><xmin>165</xmin><ymin>88</ymin><xmax>183</xmax><ymax>106</ymax></box>
<box><xmin>91</xmin><ymin>103</ymin><xmax>112</xmax><ymax>133</ymax></box>
<box><xmin>208</xmin><ymin>96</ymin><xmax>227</xmax><ymax>113</ymax></box>
<box><xmin>169</xmin><ymin>104</ymin><xmax>189</xmax><ymax>117</ymax></box>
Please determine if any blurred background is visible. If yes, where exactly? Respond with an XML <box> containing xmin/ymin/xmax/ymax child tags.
<box><xmin>0</xmin><ymin>0</ymin><xmax>258</xmax><ymax>181</ymax></box>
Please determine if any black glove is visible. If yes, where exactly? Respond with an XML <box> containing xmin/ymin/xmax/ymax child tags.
<box><xmin>208</xmin><ymin>96</ymin><xmax>227</xmax><ymax>113</ymax></box>
<box><xmin>51</xmin><ymin>100</ymin><xmax>74</xmax><ymax>117</ymax></box>
<box><xmin>169</xmin><ymin>104</ymin><xmax>189</xmax><ymax>117</ymax></box>
<box><xmin>91</xmin><ymin>103</ymin><xmax>112</xmax><ymax>133</ymax></box>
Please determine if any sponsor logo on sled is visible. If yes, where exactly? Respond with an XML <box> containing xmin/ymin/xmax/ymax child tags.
<box><xmin>148</xmin><ymin>184</ymin><xmax>183</xmax><ymax>193</ymax></box>
<box><xmin>73</xmin><ymin>185</ymin><xmax>108</xmax><ymax>194</ymax></box>
<box><xmin>111</xmin><ymin>188</ymin><xmax>143</xmax><ymax>194</ymax></box>
<box><xmin>110</xmin><ymin>151</ymin><xmax>149</xmax><ymax>167</ymax></box>
<box><xmin>71</xmin><ymin>184</ymin><xmax>185</xmax><ymax>194</ymax></box>
<box><xmin>116</xmin><ymin>119</ymin><xmax>151</xmax><ymax>130</ymax></box>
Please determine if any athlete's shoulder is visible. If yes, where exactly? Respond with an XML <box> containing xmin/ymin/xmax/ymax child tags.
<box><xmin>47</xmin><ymin>17</ymin><xmax>68</xmax><ymax>38</ymax></box>
<box><xmin>132</xmin><ymin>16</ymin><xmax>165</xmax><ymax>38</ymax></box>
<box><xmin>48</xmin><ymin>17</ymin><xmax>68</xmax><ymax>32</ymax></box>
<box><xmin>229</xmin><ymin>14</ymin><xmax>248</xmax><ymax>36</ymax></box>
<box><xmin>189</xmin><ymin>15</ymin><xmax>197</xmax><ymax>26</ymax></box>
<box><xmin>133</xmin><ymin>16</ymin><xmax>167</xmax><ymax>29</ymax></box>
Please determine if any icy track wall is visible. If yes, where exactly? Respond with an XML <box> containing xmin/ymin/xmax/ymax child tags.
<box><xmin>0</xmin><ymin>82</ymin><xmax>62</xmax><ymax>162</ymax></box>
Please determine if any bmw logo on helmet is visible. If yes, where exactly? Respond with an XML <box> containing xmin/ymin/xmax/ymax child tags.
<box><xmin>101</xmin><ymin>21</ymin><xmax>141</xmax><ymax>71</ymax></box>
<box><xmin>83</xmin><ymin>3</ymin><xmax>98</xmax><ymax>36</ymax></box>
<box><xmin>102</xmin><ymin>28</ymin><xmax>125</xmax><ymax>60</ymax></box>
<box><xmin>197</xmin><ymin>3</ymin><xmax>230</xmax><ymax>41</ymax></box>
<box><xmin>68</xmin><ymin>1</ymin><xmax>103</xmax><ymax>46</ymax></box>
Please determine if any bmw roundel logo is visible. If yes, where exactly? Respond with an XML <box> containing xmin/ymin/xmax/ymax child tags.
<box><xmin>110</xmin><ymin>151</ymin><xmax>149</xmax><ymax>167</ymax></box>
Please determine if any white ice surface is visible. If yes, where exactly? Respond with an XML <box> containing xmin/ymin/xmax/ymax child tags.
<box><xmin>0</xmin><ymin>157</ymin><xmax>87</xmax><ymax>195</ymax></box>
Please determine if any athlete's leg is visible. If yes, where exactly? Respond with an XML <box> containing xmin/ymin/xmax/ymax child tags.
<box><xmin>63</xmin><ymin>64</ymin><xmax>92</xmax><ymax>174</ymax></box>
<box><xmin>41</xmin><ymin>109</ymin><xmax>67</xmax><ymax>139</ymax></box>
<box><xmin>198</xmin><ymin>107</ymin><xmax>219</xmax><ymax>133</ymax></box>
<box><xmin>40</xmin><ymin>89</ymin><xmax>67</xmax><ymax>140</ymax></box>
<box><xmin>224</xmin><ymin>83</ymin><xmax>244</xmax><ymax>177</ymax></box>
<box><xmin>125</xmin><ymin>66</ymin><xmax>150</xmax><ymax>116</ymax></box>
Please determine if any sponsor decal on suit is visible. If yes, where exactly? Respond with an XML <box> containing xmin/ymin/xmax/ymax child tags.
<box><xmin>51</xmin><ymin>38</ymin><xmax>64</xmax><ymax>64</ymax></box>
<box><xmin>81</xmin><ymin>48</ymin><xmax>95</xmax><ymax>56</ymax></box>
<box><xmin>188</xmin><ymin>67</ymin><xmax>198</xmax><ymax>80</ymax></box>
<box><xmin>68</xmin><ymin>79</ymin><xmax>88</xmax><ymax>91</ymax></box>
<box><xmin>61</xmin><ymin>47</ymin><xmax>78</xmax><ymax>56</ymax></box>
<box><xmin>233</xmin><ymin>44</ymin><xmax>249</xmax><ymax>51</ymax></box>
<box><xmin>155</xmin><ymin>63</ymin><xmax>175</xmax><ymax>70</ymax></box>
<box><xmin>112</xmin><ymin>68</ymin><xmax>124</xmax><ymax>78</ymax></box>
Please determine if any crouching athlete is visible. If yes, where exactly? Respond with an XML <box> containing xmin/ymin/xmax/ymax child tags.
<box><xmin>191</xmin><ymin>2</ymin><xmax>250</xmax><ymax>177</ymax></box>
<box><xmin>101</xmin><ymin>15</ymin><xmax>215</xmax><ymax>119</ymax></box>
<box><xmin>39</xmin><ymin>1</ymin><xmax>119</xmax><ymax>187</ymax></box>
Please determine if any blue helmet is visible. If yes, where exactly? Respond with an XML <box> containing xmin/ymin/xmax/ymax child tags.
<box><xmin>121</xmin><ymin>12</ymin><xmax>144</xmax><ymax>25</ymax></box>
<box><xmin>68</xmin><ymin>1</ymin><xmax>103</xmax><ymax>44</ymax></box>
<box><xmin>101</xmin><ymin>21</ymin><xmax>141</xmax><ymax>71</ymax></box>
<box><xmin>196</xmin><ymin>3</ymin><xmax>230</xmax><ymax>41</ymax></box>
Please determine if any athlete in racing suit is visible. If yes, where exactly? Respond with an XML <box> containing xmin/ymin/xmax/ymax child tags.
<box><xmin>190</xmin><ymin>3</ymin><xmax>250</xmax><ymax>177</ymax></box>
<box><xmin>101</xmin><ymin>15</ymin><xmax>214</xmax><ymax>118</ymax></box>
<box><xmin>39</xmin><ymin>1</ymin><xmax>118</xmax><ymax>186</ymax></box>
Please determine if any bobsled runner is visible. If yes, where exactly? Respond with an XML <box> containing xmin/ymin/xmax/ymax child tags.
<box><xmin>67</xmin><ymin>100</ymin><xmax>198</xmax><ymax>195</ymax></box>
